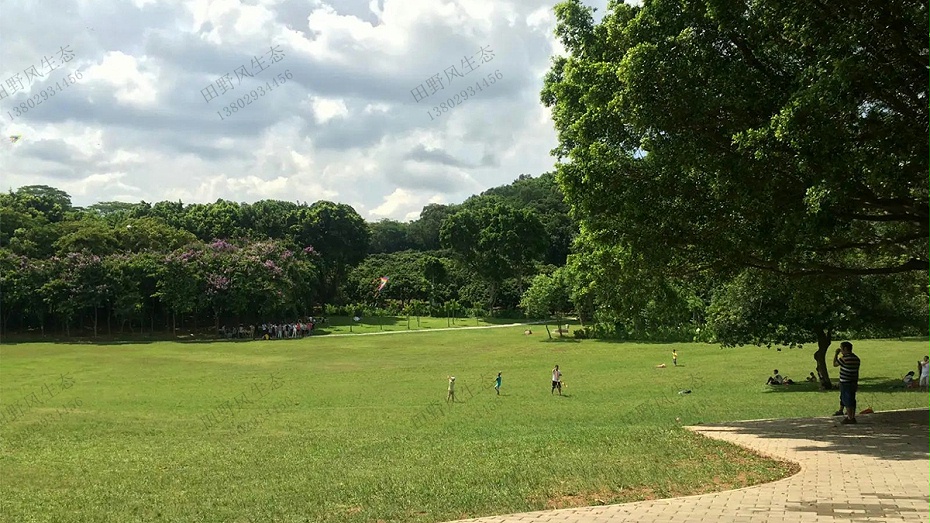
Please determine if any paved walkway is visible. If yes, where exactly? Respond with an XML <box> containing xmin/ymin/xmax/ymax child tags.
<box><xmin>444</xmin><ymin>409</ymin><xmax>929</xmax><ymax>523</ymax></box>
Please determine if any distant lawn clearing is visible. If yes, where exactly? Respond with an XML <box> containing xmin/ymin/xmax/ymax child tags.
<box><xmin>1</xmin><ymin>330</ymin><xmax>926</xmax><ymax>523</ymax></box>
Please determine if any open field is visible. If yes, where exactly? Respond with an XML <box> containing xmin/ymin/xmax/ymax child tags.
<box><xmin>1</xmin><ymin>315</ymin><xmax>538</xmax><ymax>343</ymax></box>
<box><xmin>1</xmin><ymin>329</ymin><xmax>926</xmax><ymax>523</ymax></box>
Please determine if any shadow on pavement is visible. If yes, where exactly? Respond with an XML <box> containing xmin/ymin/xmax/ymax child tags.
<box><xmin>696</xmin><ymin>409</ymin><xmax>929</xmax><ymax>463</ymax></box>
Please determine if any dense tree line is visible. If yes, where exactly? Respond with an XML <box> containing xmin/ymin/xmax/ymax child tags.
<box><xmin>1</xmin><ymin>174</ymin><xmax>577</xmax><ymax>336</ymax></box>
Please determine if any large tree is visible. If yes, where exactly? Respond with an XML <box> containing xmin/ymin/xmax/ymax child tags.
<box><xmin>541</xmin><ymin>0</ymin><xmax>927</xmax><ymax>357</ymax></box>
<box><xmin>293</xmin><ymin>201</ymin><xmax>370</xmax><ymax>306</ymax></box>
<box><xmin>520</xmin><ymin>269</ymin><xmax>572</xmax><ymax>338</ymax></box>
<box><xmin>440</xmin><ymin>200</ymin><xmax>547</xmax><ymax>308</ymax></box>
<box><xmin>368</xmin><ymin>219</ymin><xmax>414</xmax><ymax>254</ymax></box>
<box><xmin>541</xmin><ymin>0</ymin><xmax>928</xmax><ymax>277</ymax></box>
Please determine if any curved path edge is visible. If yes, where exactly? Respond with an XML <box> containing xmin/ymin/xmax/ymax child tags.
<box><xmin>442</xmin><ymin>408</ymin><xmax>930</xmax><ymax>523</ymax></box>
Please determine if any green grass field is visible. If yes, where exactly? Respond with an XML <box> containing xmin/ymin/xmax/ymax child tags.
<box><xmin>1</xmin><ymin>328</ymin><xmax>927</xmax><ymax>523</ymax></box>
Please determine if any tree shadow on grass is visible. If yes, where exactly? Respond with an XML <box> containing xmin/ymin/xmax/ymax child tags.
<box><xmin>540</xmin><ymin>337</ymin><xmax>581</xmax><ymax>344</ymax></box>
<box><xmin>693</xmin><ymin>409</ymin><xmax>929</xmax><ymax>462</ymax></box>
<box><xmin>762</xmin><ymin>377</ymin><xmax>921</xmax><ymax>395</ymax></box>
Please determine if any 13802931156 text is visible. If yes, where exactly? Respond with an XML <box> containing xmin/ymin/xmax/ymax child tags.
<box><xmin>426</xmin><ymin>69</ymin><xmax>502</xmax><ymax>121</ymax></box>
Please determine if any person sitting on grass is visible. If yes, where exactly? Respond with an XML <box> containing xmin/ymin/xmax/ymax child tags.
<box><xmin>766</xmin><ymin>370</ymin><xmax>794</xmax><ymax>385</ymax></box>
<box><xmin>766</xmin><ymin>369</ymin><xmax>784</xmax><ymax>385</ymax></box>
<box><xmin>902</xmin><ymin>371</ymin><xmax>917</xmax><ymax>388</ymax></box>
<box><xmin>805</xmin><ymin>372</ymin><xmax>817</xmax><ymax>382</ymax></box>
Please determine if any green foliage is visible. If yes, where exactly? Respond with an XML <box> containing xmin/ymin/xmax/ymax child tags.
<box><xmin>368</xmin><ymin>219</ymin><xmax>414</xmax><ymax>254</ymax></box>
<box><xmin>466</xmin><ymin>173</ymin><xmax>578</xmax><ymax>265</ymax></box>
<box><xmin>543</xmin><ymin>0</ymin><xmax>927</xmax><ymax>277</ymax></box>
<box><xmin>707</xmin><ymin>270</ymin><xmax>929</xmax><ymax>347</ymax></box>
<box><xmin>407</xmin><ymin>203</ymin><xmax>456</xmax><ymax>250</ymax></box>
<box><xmin>440</xmin><ymin>201</ymin><xmax>547</xmax><ymax>307</ymax></box>
<box><xmin>540</xmin><ymin>0</ymin><xmax>927</xmax><ymax>344</ymax></box>
<box><xmin>294</xmin><ymin>201</ymin><xmax>371</xmax><ymax>305</ymax></box>
<box><xmin>520</xmin><ymin>269</ymin><xmax>571</xmax><ymax>337</ymax></box>
<box><xmin>9</xmin><ymin>185</ymin><xmax>72</xmax><ymax>222</ymax></box>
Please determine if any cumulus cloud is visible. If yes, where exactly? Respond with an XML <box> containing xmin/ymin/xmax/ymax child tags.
<box><xmin>1</xmin><ymin>0</ymin><xmax>612</xmax><ymax>219</ymax></box>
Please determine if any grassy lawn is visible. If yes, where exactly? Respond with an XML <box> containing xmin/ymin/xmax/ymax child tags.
<box><xmin>0</xmin><ymin>330</ymin><xmax>926</xmax><ymax>523</ymax></box>
<box><xmin>311</xmin><ymin>315</ymin><xmax>531</xmax><ymax>335</ymax></box>
<box><xmin>0</xmin><ymin>315</ymin><xmax>536</xmax><ymax>343</ymax></box>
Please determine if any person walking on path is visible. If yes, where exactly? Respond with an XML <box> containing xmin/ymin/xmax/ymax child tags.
<box><xmin>833</xmin><ymin>341</ymin><xmax>861</xmax><ymax>424</ymax></box>
<box><xmin>919</xmin><ymin>356</ymin><xmax>929</xmax><ymax>391</ymax></box>
<box><xmin>494</xmin><ymin>372</ymin><xmax>502</xmax><ymax>395</ymax></box>
<box><xmin>672</xmin><ymin>350</ymin><xmax>678</xmax><ymax>367</ymax></box>
<box><xmin>551</xmin><ymin>365</ymin><xmax>562</xmax><ymax>395</ymax></box>
<box><xmin>447</xmin><ymin>376</ymin><xmax>456</xmax><ymax>403</ymax></box>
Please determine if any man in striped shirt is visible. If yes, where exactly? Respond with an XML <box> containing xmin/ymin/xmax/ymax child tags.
<box><xmin>833</xmin><ymin>341</ymin><xmax>861</xmax><ymax>424</ymax></box>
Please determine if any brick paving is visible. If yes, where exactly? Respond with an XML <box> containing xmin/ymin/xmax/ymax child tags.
<box><xmin>443</xmin><ymin>409</ymin><xmax>929</xmax><ymax>523</ymax></box>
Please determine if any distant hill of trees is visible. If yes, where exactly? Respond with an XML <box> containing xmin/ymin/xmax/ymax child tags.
<box><xmin>1</xmin><ymin>173</ymin><xmax>577</xmax><ymax>336</ymax></box>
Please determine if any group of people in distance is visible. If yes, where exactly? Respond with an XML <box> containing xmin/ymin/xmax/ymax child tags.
<box><xmin>445</xmin><ymin>365</ymin><xmax>564</xmax><ymax>402</ymax></box>
<box><xmin>257</xmin><ymin>319</ymin><xmax>322</xmax><ymax>339</ymax></box>
<box><xmin>217</xmin><ymin>318</ymin><xmax>325</xmax><ymax>340</ymax></box>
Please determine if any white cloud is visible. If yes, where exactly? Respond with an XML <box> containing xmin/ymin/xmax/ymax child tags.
<box><xmin>86</xmin><ymin>52</ymin><xmax>160</xmax><ymax>107</ymax></box>
<box><xmin>309</xmin><ymin>96</ymin><xmax>349</xmax><ymax>123</ymax></box>
<box><xmin>2</xmin><ymin>0</ymin><xmax>613</xmax><ymax>216</ymax></box>
<box><xmin>369</xmin><ymin>188</ymin><xmax>448</xmax><ymax>221</ymax></box>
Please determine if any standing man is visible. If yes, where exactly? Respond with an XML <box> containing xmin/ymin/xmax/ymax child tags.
<box><xmin>833</xmin><ymin>341</ymin><xmax>860</xmax><ymax>424</ymax></box>
<box><xmin>494</xmin><ymin>372</ymin><xmax>502</xmax><ymax>395</ymax></box>
<box><xmin>919</xmin><ymin>356</ymin><xmax>929</xmax><ymax>391</ymax></box>
<box><xmin>551</xmin><ymin>365</ymin><xmax>562</xmax><ymax>395</ymax></box>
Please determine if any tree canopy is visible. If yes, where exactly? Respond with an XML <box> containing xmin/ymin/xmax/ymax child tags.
<box><xmin>542</xmin><ymin>0</ymin><xmax>928</xmax><ymax>278</ymax></box>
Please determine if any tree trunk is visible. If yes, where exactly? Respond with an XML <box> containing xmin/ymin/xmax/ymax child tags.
<box><xmin>545</xmin><ymin>322</ymin><xmax>552</xmax><ymax>339</ymax></box>
<box><xmin>815</xmin><ymin>327</ymin><xmax>834</xmax><ymax>390</ymax></box>
<box><xmin>107</xmin><ymin>307</ymin><xmax>112</xmax><ymax>336</ymax></box>
<box><xmin>93</xmin><ymin>308</ymin><xmax>98</xmax><ymax>338</ymax></box>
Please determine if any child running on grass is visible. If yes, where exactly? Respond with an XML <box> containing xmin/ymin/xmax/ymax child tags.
<box><xmin>495</xmin><ymin>372</ymin><xmax>502</xmax><ymax>395</ymax></box>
